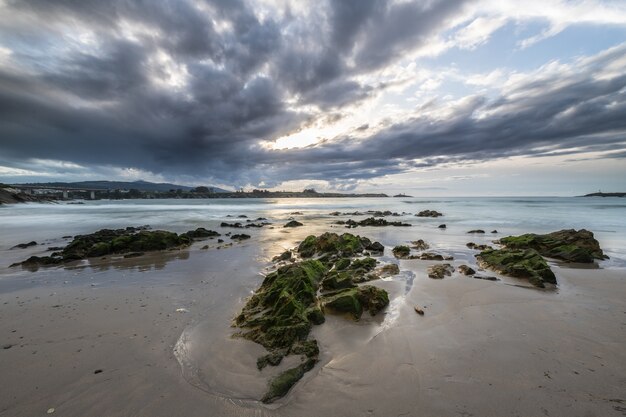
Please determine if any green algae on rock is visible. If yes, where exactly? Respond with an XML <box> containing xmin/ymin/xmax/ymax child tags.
<box><xmin>320</xmin><ymin>285</ymin><xmax>389</xmax><ymax>320</ymax></box>
<box><xmin>297</xmin><ymin>232</ymin><xmax>384</xmax><ymax>258</ymax></box>
<box><xmin>392</xmin><ymin>245</ymin><xmax>411</xmax><ymax>259</ymax></box>
<box><xmin>11</xmin><ymin>228</ymin><xmax>191</xmax><ymax>268</ymax></box>
<box><xmin>476</xmin><ymin>248</ymin><xmax>556</xmax><ymax>288</ymax></box>
<box><xmin>498</xmin><ymin>229</ymin><xmax>608</xmax><ymax>263</ymax></box>
<box><xmin>234</xmin><ymin>232</ymin><xmax>390</xmax><ymax>403</ymax></box>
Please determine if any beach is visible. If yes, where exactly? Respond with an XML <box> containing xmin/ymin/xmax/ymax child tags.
<box><xmin>1</xmin><ymin>197</ymin><xmax>625</xmax><ymax>416</ymax></box>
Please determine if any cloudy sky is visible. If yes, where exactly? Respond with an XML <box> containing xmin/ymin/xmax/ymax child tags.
<box><xmin>1</xmin><ymin>0</ymin><xmax>625</xmax><ymax>195</ymax></box>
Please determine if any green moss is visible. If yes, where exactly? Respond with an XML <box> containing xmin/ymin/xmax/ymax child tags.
<box><xmin>87</xmin><ymin>242</ymin><xmax>110</xmax><ymax>257</ymax></box>
<box><xmin>392</xmin><ymin>245</ymin><xmax>411</xmax><ymax>259</ymax></box>
<box><xmin>499</xmin><ymin>229</ymin><xmax>607</xmax><ymax>263</ymax></box>
<box><xmin>477</xmin><ymin>248</ymin><xmax>556</xmax><ymax>287</ymax></box>
<box><xmin>261</xmin><ymin>358</ymin><xmax>316</xmax><ymax>403</ymax></box>
<box><xmin>297</xmin><ymin>232</ymin><xmax>383</xmax><ymax>258</ymax></box>
<box><xmin>334</xmin><ymin>258</ymin><xmax>351</xmax><ymax>270</ymax></box>
<box><xmin>321</xmin><ymin>285</ymin><xmax>389</xmax><ymax>320</ymax></box>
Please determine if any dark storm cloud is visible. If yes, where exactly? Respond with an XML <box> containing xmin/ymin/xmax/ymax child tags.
<box><xmin>0</xmin><ymin>0</ymin><xmax>625</xmax><ymax>187</ymax></box>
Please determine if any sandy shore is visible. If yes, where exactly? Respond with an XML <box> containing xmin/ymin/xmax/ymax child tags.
<box><xmin>1</xmin><ymin>220</ymin><xmax>625</xmax><ymax>417</ymax></box>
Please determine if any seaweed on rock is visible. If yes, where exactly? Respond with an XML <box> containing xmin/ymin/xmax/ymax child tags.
<box><xmin>234</xmin><ymin>232</ymin><xmax>391</xmax><ymax>403</ymax></box>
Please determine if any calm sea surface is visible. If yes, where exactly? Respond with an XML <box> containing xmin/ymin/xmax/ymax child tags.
<box><xmin>1</xmin><ymin>197</ymin><xmax>625</xmax><ymax>267</ymax></box>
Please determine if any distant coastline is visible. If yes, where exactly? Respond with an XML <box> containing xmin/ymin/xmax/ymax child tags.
<box><xmin>1</xmin><ymin>182</ymin><xmax>388</xmax><ymax>204</ymax></box>
<box><xmin>582</xmin><ymin>192</ymin><xmax>626</xmax><ymax>197</ymax></box>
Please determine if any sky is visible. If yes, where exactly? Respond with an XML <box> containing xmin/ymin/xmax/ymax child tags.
<box><xmin>0</xmin><ymin>0</ymin><xmax>625</xmax><ymax>196</ymax></box>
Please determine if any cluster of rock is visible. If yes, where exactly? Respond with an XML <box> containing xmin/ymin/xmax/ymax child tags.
<box><xmin>415</xmin><ymin>210</ymin><xmax>443</xmax><ymax>218</ymax></box>
<box><xmin>474</xmin><ymin>229</ymin><xmax>607</xmax><ymax>288</ymax></box>
<box><xmin>392</xmin><ymin>242</ymin><xmax>453</xmax><ymax>261</ymax></box>
<box><xmin>220</xmin><ymin>221</ymin><xmax>269</xmax><ymax>229</ymax></box>
<box><xmin>234</xmin><ymin>232</ymin><xmax>392</xmax><ymax>403</ymax></box>
<box><xmin>335</xmin><ymin>217</ymin><xmax>411</xmax><ymax>228</ymax></box>
<box><xmin>10</xmin><ymin>226</ymin><xmax>192</xmax><ymax>268</ymax></box>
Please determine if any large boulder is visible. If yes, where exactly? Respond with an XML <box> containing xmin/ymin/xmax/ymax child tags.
<box><xmin>297</xmin><ymin>232</ymin><xmax>383</xmax><ymax>258</ymax></box>
<box><xmin>499</xmin><ymin>229</ymin><xmax>608</xmax><ymax>263</ymax></box>
<box><xmin>476</xmin><ymin>248</ymin><xmax>556</xmax><ymax>288</ymax></box>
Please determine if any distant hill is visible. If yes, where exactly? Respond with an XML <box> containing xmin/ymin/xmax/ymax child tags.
<box><xmin>582</xmin><ymin>192</ymin><xmax>626</xmax><ymax>197</ymax></box>
<box><xmin>12</xmin><ymin>180</ymin><xmax>231</xmax><ymax>193</ymax></box>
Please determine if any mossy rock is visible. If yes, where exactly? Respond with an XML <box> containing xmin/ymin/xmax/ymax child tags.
<box><xmin>392</xmin><ymin>245</ymin><xmax>411</xmax><ymax>259</ymax></box>
<box><xmin>297</xmin><ymin>232</ymin><xmax>383</xmax><ymax>258</ymax></box>
<box><xmin>261</xmin><ymin>358</ymin><xmax>316</xmax><ymax>403</ymax></box>
<box><xmin>476</xmin><ymin>248</ymin><xmax>556</xmax><ymax>288</ymax></box>
<box><xmin>321</xmin><ymin>285</ymin><xmax>389</xmax><ymax>320</ymax></box>
<box><xmin>182</xmin><ymin>228</ymin><xmax>220</xmax><ymax>239</ymax></box>
<box><xmin>499</xmin><ymin>229</ymin><xmax>607</xmax><ymax>263</ymax></box>
<box><xmin>13</xmin><ymin>228</ymin><xmax>191</xmax><ymax>267</ymax></box>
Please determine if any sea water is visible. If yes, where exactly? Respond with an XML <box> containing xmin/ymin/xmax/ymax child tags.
<box><xmin>1</xmin><ymin>197</ymin><xmax>625</xmax><ymax>265</ymax></box>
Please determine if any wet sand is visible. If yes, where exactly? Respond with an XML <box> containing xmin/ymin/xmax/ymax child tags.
<box><xmin>1</xmin><ymin>217</ymin><xmax>625</xmax><ymax>417</ymax></box>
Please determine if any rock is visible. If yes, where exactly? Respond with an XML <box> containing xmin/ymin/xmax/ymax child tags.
<box><xmin>427</xmin><ymin>263</ymin><xmax>454</xmax><ymax>279</ymax></box>
<box><xmin>392</xmin><ymin>245</ymin><xmax>411</xmax><ymax>259</ymax></box>
<box><xmin>272</xmin><ymin>251</ymin><xmax>292</xmax><ymax>262</ymax></box>
<box><xmin>467</xmin><ymin>242</ymin><xmax>493</xmax><ymax>251</ymax></box>
<box><xmin>47</xmin><ymin>246</ymin><xmax>64</xmax><ymax>251</ymax></box>
<box><xmin>220</xmin><ymin>222</ymin><xmax>244</xmax><ymax>228</ymax></box>
<box><xmin>182</xmin><ymin>228</ymin><xmax>220</xmax><ymax>239</ymax></box>
<box><xmin>457</xmin><ymin>265</ymin><xmax>476</xmax><ymax>275</ymax></box>
<box><xmin>12</xmin><ymin>229</ymin><xmax>191</xmax><ymax>268</ymax></box>
<box><xmin>235</xmin><ymin>234</ymin><xmax>389</xmax><ymax>403</ymax></box>
<box><xmin>238</xmin><ymin>215</ymin><xmax>248</xmax><ymax>218</ymax></box>
<box><xmin>284</xmin><ymin>220</ymin><xmax>304</xmax><ymax>228</ymax></box>
<box><xmin>11</xmin><ymin>241</ymin><xmax>37</xmax><ymax>249</ymax></box>
<box><xmin>201</xmin><ymin>245</ymin><xmax>209</xmax><ymax>250</ymax></box>
<box><xmin>217</xmin><ymin>239</ymin><xmax>224</xmax><ymax>243</ymax></box>
<box><xmin>411</xmin><ymin>239</ymin><xmax>430</xmax><ymax>250</ymax></box>
<box><xmin>337</xmin><ymin>217</ymin><xmax>411</xmax><ymax>227</ymax></box>
<box><xmin>414</xmin><ymin>306</ymin><xmax>424</xmax><ymax>315</ymax></box>
<box><xmin>231</xmin><ymin>234</ymin><xmax>251</xmax><ymax>241</ymax></box>
<box><xmin>467</xmin><ymin>230</ymin><xmax>485</xmax><ymax>234</ymax></box>
<box><xmin>257</xmin><ymin>351</ymin><xmax>285</xmax><ymax>370</ymax></box>
<box><xmin>416</xmin><ymin>210</ymin><xmax>443</xmax><ymax>217</ymax></box>
<box><xmin>476</xmin><ymin>248</ymin><xmax>556</xmax><ymax>287</ymax></box>
<box><xmin>290</xmin><ymin>212</ymin><xmax>303</xmax><ymax>215</ymax></box>
<box><xmin>297</xmin><ymin>232</ymin><xmax>384</xmax><ymax>258</ymax></box>
<box><xmin>438</xmin><ymin>224</ymin><xmax>447</xmax><ymax>229</ymax></box>
<box><xmin>377</xmin><ymin>263</ymin><xmax>400</xmax><ymax>277</ymax></box>
<box><xmin>473</xmin><ymin>275</ymin><xmax>499</xmax><ymax>281</ymax></box>
<box><xmin>123</xmin><ymin>252</ymin><xmax>144</xmax><ymax>258</ymax></box>
<box><xmin>498</xmin><ymin>229</ymin><xmax>608</xmax><ymax>263</ymax></box>
<box><xmin>491</xmin><ymin>230</ymin><xmax>498</xmax><ymax>234</ymax></box>
<box><xmin>261</xmin><ymin>358</ymin><xmax>316</xmax><ymax>403</ymax></box>
<box><xmin>321</xmin><ymin>285</ymin><xmax>389</xmax><ymax>320</ymax></box>
<box><xmin>418</xmin><ymin>252</ymin><xmax>446</xmax><ymax>261</ymax></box>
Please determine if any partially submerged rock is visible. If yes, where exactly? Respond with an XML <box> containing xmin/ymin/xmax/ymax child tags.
<box><xmin>457</xmin><ymin>265</ymin><xmax>476</xmax><ymax>275</ymax></box>
<box><xmin>467</xmin><ymin>242</ymin><xmax>493</xmax><ymax>251</ymax></box>
<box><xmin>418</xmin><ymin>252</ymin><xmax>453</xmax><ymax>261</ymax></box>
<box><xmin>427</xmin><ymin>263</ymin><xmax>454</xmax><ymax>279</ymax></box>
<box><xmin>284</xmin><ymin>220</ymin><xmax>304</xmax><ymax>228</ymax></box>
<box><xmin>438</xmin><ymin>224</ymin><xmax>447</xmax><ymax>229</ymax></box>
<box><xmin>11</xmin><ymin>241</ymin><xmax>37</xmax><ymax>249</ymax></box>
<box><xmin>231</xmin><ymin>234</ymin><xmax>251</xmax><ymax>241</ymax></box>
<box><xmin>416</xmin><ymin>210</ymin><xmax>443</xmax><ymax>217</ymax></box>
<box><xmin>411</xmin><ymin>239</ymin><xmax>430</xmax><ymax>250</ymax></box>
<box><xmin>476</xmin><ymin>248</ymin><xmax>556</xmax><ymax>288</ymax></box>
<box><xmin>336</xmin><ymin>217</ymin><xmax>411</xmax><ymax>228</ymax></box>
<box><xmin>498</xmin><ymin>229</ymin><xmax>608</xmax><ymax>263</ymax></box>
<box><xmin>182</xmin><ymin>228</ymin><xmax>220</xmax><ymax>239</ymax></box>
<box><xmin>467</xmin><ymin>229</ymin><xmax>485</xmax><ymax>234</ymax></box>
<box><xmin>392</xmin><ymin>245</ymin><xmax>411</xmax><ymax>259</ymax></box>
